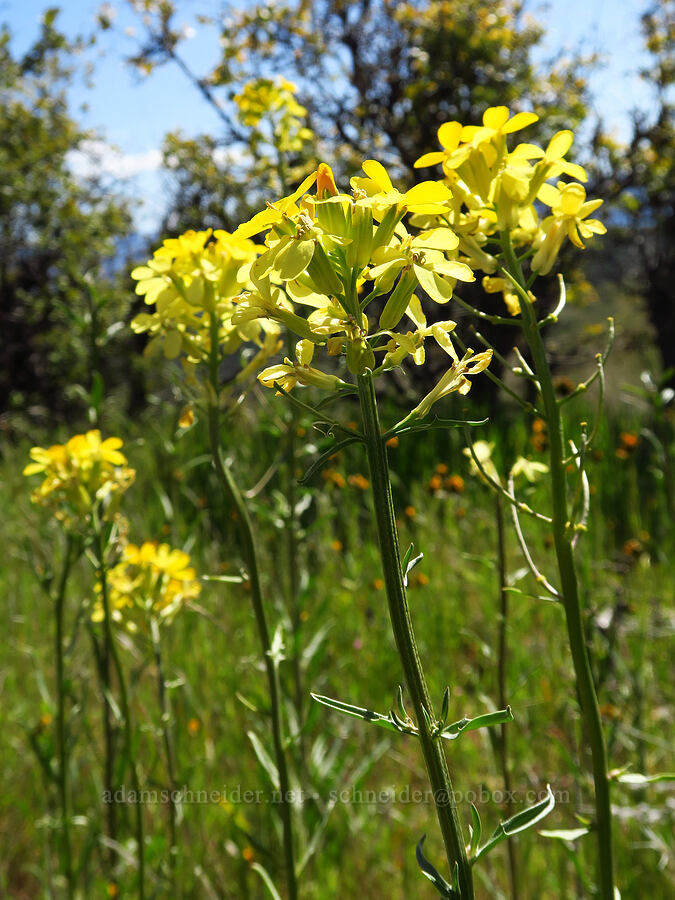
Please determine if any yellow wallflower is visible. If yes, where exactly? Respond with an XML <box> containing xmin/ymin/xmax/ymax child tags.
<box><xmin>131</xmin><ymin>228</ymin><xmax>280</xmax><ymax>368</ymax></box>
<box><xmin>92</xmin><ymin>541</ymin><xmax>201</xmax><ymax>628</ymax></box>
<box><xmin>23</xmin><ymin>431</ymin><xmax>135</xmax><ymax>526</ymax></box>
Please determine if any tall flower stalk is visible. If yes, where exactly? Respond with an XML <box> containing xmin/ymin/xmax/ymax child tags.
<box><xmin>23</xmin><ymin>431</ymin><xmax>140</xmax><ymax>892</ymax></box>
<box><xmin>413</xmin><ymin>106</ymin><xmax>613</xmax><ymax>896</ymax></box>
<box><xmin>54</xmin><ymin>533</ymin><xmax>77</xmax><ymax>899</ymax></box>
<box><xmin>207</xmin><ymin>314</ymin><xmax>298</xmax><ymax>900</ymax></box>
<box><xmin>356</xmin><ymin>368</ymin><xmax>474</xmax><ymax>897</ymax></box>
<box><xmin>494</xmin><ymin>495</ymin><xmax>518</xmax><ymax>900</ymax></box>
<box><xmin>502</xmin><ymin>233</ymin><xmax>614</xmax><ymax>898</ymax></box>
<box><xmin>150</xmin><ymin>616</ymin><xmax>180</xmax><ymax>894</ymax></box>
<box><xmin>243</xmin><ymin>159</ymin><xmax>553</xmax><ymax>896</ymax></box>
<box><xmin>93</xmin><ymin>522</ymin><xmax>146</xmax><ymax>899</ymax></box>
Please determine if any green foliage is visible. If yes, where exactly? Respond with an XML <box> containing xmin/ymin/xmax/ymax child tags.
<box><xmin>2</xmin><ymin>396</ymin><xmax>673</xmax><ymax>896</ymax></box>
<box><xmin>0</xmin><ymin>12</ymin><xmax>133</xmax><ymax>425</ymax></box>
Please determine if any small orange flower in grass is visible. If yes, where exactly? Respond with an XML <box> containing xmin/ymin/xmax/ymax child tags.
<box><xmin>619</xmin><ymin>432</ymin><xmax>639</xmax><ymax>451</ymax></box>
<box><xmin>621</xmin><ymin>538</ymin><xmax>642</xmax><ymax>557</ymax></box>
<box><xmin>107</xmin><ymin>883</ymin><xmax>119</xmax><ymax>898</ymax></box>
<box><xmin>373</xmin><ymin>578</ymin><xmax>384</xmax><ymax>590</ymax></box>
<box><xmin>435</xmin><ymin>463</ymin><xmax>448</xmax><ymax>475</ymax></box>
<box><xmin>413</xmin><ymin>572</ymin><xmax>429</xmax><ymax>586</ymax></box>
<box><xmin>445</xmin><ymin>475</ymin><xmax>465</xmax><ymax>493</ymax></box>
<box><xmin>348</xmin><ymin>473</ymin><xmax>370</xmax><ymax>490</ymax></box>
<box><xmin>405</xmin><ymin>505</ymin><xmax>416</xmax><ymax>519</ymax></box>
<box><xmin>386</xmin><ymin>435</ymin><xmax>399</xmax><ymax>448</ymax></box>
<box><xmin>242</xmin><ymin>846</ymin><xmax>255</xmax><ymax>863</ymax></box>
<box><xmin>188</xmin><ymin>718</ymin><xmax>201</xmax><ymax>735</ymax></box>
<box><xmin>322</xmin><ymin>468</ymin><xmax>346</xmax><ymax>488</ymax></box>
<box><xmin>331</xmin><ymin>539</ymin><xmax>343</xmax><ymax>551</ymax></box>
<box><xmin>428</xmin><ymin>475</ymin><xmax>443</xmax><ymax>492</ymax></box>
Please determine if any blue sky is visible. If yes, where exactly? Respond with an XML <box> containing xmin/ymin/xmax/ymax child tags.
<box><xmin>2</xmin><ymin>0</ymin><xmax>659</xmax><ymax>233</ymax></box>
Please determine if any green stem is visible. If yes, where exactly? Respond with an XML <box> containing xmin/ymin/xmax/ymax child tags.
<box><xmin>55</xmin><ymin>534</ymin><xmax>76</xmax><ymax>899</ymax></box>
<box><xmin>207</xmin><ymin>316</ymin><xmax>298</xmax><ymax>900</ymax></box>
<box><xmin>285</xmin><ymin>331</ymin><xmax>306</xmax><ymax>767</ymax></box>
<box><xmin>356</xmin><ymin>370</ymin><xmax>474</xmax><ymax>899</ymax></box>
<box><xmin>95</xmin><ymin>526</ymin><xmax>145</xmax><ymax>899</ymax></box>
<box><xmin>501</xmin><ymin>233</ymin><xmax>614</xmax><ymax>900</ymax></box>
<box><xmin>150</xmin><ymin>617</ymin><xmax>179</xmax><ymax>896</ymax></box>
<box><xmin>495</xmin><ymin>497</ymin><xmax>518</xmax><ymax>900</ymax></box>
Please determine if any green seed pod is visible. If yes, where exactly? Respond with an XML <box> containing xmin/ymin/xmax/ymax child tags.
<box><xmin>346</xmin><ymin>203</ymin><xmax>374</xmax><ymax>270</ymax></box>
<box><xmin>306</xmin><ymin>240</ymin><xmax>344</xmax><ymax>296</ymax></box>
<box><xmin>346</xmin><ymin>337</ymin><xmax>375</xmax><ymax>375</ymax></box>
<box><xmin>372</xmin><ymin>203</ymin><xmax>405</xmax><ymax>250</ymax></box>
<box><xmin>379</xmin><ymin>267</ymin><xmax>418</xmax><ymax>331</ymax></box>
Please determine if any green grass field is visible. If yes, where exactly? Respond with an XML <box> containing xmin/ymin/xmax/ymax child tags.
<box><xmin>2</xmin><ymin>381</ymin><xmax>673</xmax><ymax>898</ymax></box>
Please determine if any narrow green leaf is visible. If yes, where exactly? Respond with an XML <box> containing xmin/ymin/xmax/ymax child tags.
<box><xmin>401</xmin><ymin>543</ymin><xmax>415</xmax><ymax>573</ymax></box>
<box><xmin>247</xmin><ymin>731</ymin><xmax>280</xmax><ymax>790</ymax></box>
<box><xmin>416</xmin><ymin>836</ymin><xmax>459</xmax><ymax>898</ymax></box>
<box><xmin>441</xmin><ymin>706</ymin><xmax>514</xmax><ymax>740</ymax></box>
<box><xmin>202</xmin><ymin>574</ymin><xmax>245</xmax><ymax>584</ymax></box>
<box><xmin>440</xmin><ymin>687</ymin><xmax>450</xmax><ymax>727</ymax></box>
<box><xmin>298</xmin><ymin>436</ymin><xmax>361</xmax><ymax>485</ymax></box>
<box><xmin>396</xmin><ymin>684</ymin><xmax>408</xmax><ymax>720</ymax></box>
<box><xmin>473</xmin><ymin>784</ymin><xmax>555</xmax><ymax>863</ymax></box>
<box><xmin>251</xmin><ymin>863</ymin><xmax>283</xmax><ymax>900</ymax></box>
<box><xmin>403</xmin><ymin>547</ymin><xmax>424</xmax><ymax>587</ymax></box>
<box><xmin>539</xmin><ymin>828</ymin><xmax>590</xmax><ymax>842</ymax></box>
<box><xmin>311</xmin><ymin>692</ymin><xmax>405</xmax><ymax>735</ymax></box>
<box><xmin>469</xmin><ymin>803</ymin><xmax>482</xmax><ymax>858</ymax></box>
<box><xmin>616</xmin><ymin>772</ymin><xmax>675</xmax><ymax>785</ymax></box>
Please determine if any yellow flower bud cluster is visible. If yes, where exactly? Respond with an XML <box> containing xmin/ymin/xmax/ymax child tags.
<box><xmin>23</xmin><ymin>430</ymin><xmax>135</xmax><ymax>527</ymax></box>
<box><xmin>414</xmin><ymin>105</ymin><xmax>606</xmax><ymax>298</ymax></box>
<box><xmin>230</xmin><ymin>160</ymin><xmax>491</xmax><ymax>412</ymax></box>
<box><xmin>130</xmin><ymin>228</ymin><xmax>282</xmax><ymax>371</ymax></box>
<box><xmin>234</xmin><ymin>76</ymin><xmax>314</xmax><ymax>156</ymax></box>
<box><xmin>92</xmin><ymin>542</ymin><xmax>201</xmax><ymax>630</ymax></box>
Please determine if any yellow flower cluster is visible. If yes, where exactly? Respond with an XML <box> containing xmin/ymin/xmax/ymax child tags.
<box><xmin>230</xmin><ymin>160</ymin><xmax>492</xmax><ymax>417</ymax></box>
<box><xmin>234</xmin><ymin>76</ymin><xmax>313</xmax><ymax>155</ymax></box>
<box><xmin>92</xmin><ymin>541</ymin><xmax>201</xmax><ymax>629</ymax></box>
<box><xmin>23</xmin><ymin>431</ymin><xmax>135</xmax><ymax>526</ymax></box>
<box><xmin>130</xmin><ymin>107</ymin><xmax>605</xmax><ymax>422</ymax></box>
<box><xmin>414</xmin><ymin>105</ymin><xmax>606</xmax><ymax>294</ymax></box>
<box><xmin>130</xmin><ymin>228</ymin><xmax>282</xmax><ymax>374</ymax></box>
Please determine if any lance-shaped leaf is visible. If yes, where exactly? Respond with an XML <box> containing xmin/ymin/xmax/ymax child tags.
<box><xmin>441</xmin><ymin>706</ymin><xmax>514</xmax><ymax>740</ymax></box>
<box><xmin>615</xmin><ymin>772</ymin><xmax>675</xmax><ymax>785</ymax></box>
<box><xmin>311</xmin><ymin>692</ymin><xmax>415</xmax><ymax>735</ymax></box>
<box><xmin>468</xmin><ymin>803</ymin><xmax>482</xmax><ymax>858</ymax></box>
<box><xmin>251</xmin><ymin>863</ymin><xmax>283</xmax><ymax>900</ymax></box>
<box><xmin>416</xmin><ymin>836</ymin><xmax>460</xmax><ymax>898</ymax></box>
<box><xmin>539</xmin><ymin>827</ymin><xmax>590</xmax><ymax>842</ymax></box>
<box><xmin>247</xmin><ymin>731</ymin><xmax>280</xmax><ymax>790</ymax></box>
<box><xmin>298</xmin><ymin>435</ymin><xmax>362</xmax><ymax>485</ymax></box>
<box><xmin>472</xmin><ymin>784</ymin><xmax>556</xmax><ymax>864</ymax></box>
<box><xmin>401</xmin><ymin>542</ymin><xmax>424</xmax><ymax>587</ymax></box>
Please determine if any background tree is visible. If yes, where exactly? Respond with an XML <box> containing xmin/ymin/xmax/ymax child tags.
<box><xmin>0</xmin><ymin>9</ymin><xmax>134</xmax><ymax>430</ymax></box>
<box><xmin>121</xmin><ymin>0</ymin><xmax>597</xmax><ymax>403</ymax></box>
<box><xmin>590</xmin><ymin>0</ymin><xmax>674</xmax><ymax>384</ymax></box>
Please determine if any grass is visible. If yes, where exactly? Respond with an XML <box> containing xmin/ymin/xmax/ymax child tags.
<box><xmin>1</xmin><ymin>383</ymin><xmax>673</xmax><ymax>898</ymax></box>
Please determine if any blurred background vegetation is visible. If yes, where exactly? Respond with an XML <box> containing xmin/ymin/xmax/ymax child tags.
<box><xmin>0</xmin><ymin>1</ymin><xmax>673</xmax><ymax>897</ymax></box>
<box><xmin>1</xmin><ymin>0</ymin><xmax>673</xmax><ymax>433</ymax></box>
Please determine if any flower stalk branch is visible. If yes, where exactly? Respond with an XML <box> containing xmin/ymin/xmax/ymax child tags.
<box><xmin>356</xmin><ymin>368</ymin><xmax>474</xmax><ymax>899</ymax></box>
<box><xmin>207</xmin><ymin>314</ymin><xmax>298</xmax><ymax>900</ymax></box>
<box><xmin>501</xmin><ymin>231</ymin><xmax>615</xmax><ymax>900</ymax></box>
<box><xmin>94</xmin><ymin>523</ymin><xmax>145</xmax><ymax>899</ymax></box>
